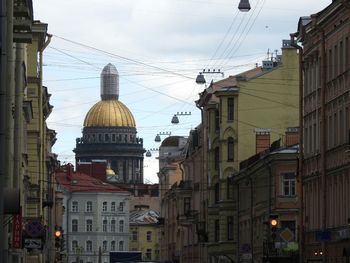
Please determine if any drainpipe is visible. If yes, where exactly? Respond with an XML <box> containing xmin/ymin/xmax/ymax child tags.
<box><xmin>2</xmin><ymin>1</ymin><xmax>14</xmax><ymax>263</ymax></box>
<box><xmin>290</xmin><ymin>33</ymin><xmax>304</xmax><ymax>263</ymax></box>
<box><xmin>195</xmin><ymin>101</ymin><xmax>206</xmax><ymax>263</ymax></box>
<box><xmin>66</xmin><ymin>193</ymin><xmax>72</xmax><ymax>263</ymax></box>
<box><xmin>319</xmin><ymin>28</ymin><xmax>327</xmax><ymax>263</ymax></box>
<box><xmin>236</xmin><ymin>180</ymin><xmax>240</xmax><ymax>263</ymax></box>
<box><xmin>250</xmin><ymin>176</ymin><xmax>254</xmax><ymax>263</ymax></box>
<box><xmin>0</xmin><ymin>0</ymin><xmax>8</xmax><ymax>262</ymax></box>
<box><xmin>13</xmin><ymin>43</ymin><xmax>24</xmax><ymax>188</ymax></box>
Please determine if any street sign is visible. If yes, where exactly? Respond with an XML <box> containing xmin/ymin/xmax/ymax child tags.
<box><xmin>25</xmin><ymin>220</ymin><xmax>44</xmax><ymax>238</ymax></box>
<box><xmin>24</xmin><ymin>238</ymin><xmax>42</xmax><ymax>249</ymax></box>
<box><xmin>12</xmin><ymin>213</ymin><xmax>22</xmax><ymax>249</ymax></box>
<box><xmin>280</xmin><ymin>228</ymin><xmax>294</xmax><ymax>242</ymax></box>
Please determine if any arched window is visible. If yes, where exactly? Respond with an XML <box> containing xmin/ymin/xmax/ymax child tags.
<box><xmin>111</xmin><ymin>202</ymin><xmax>116</xmax><ymax>212</ymax></box>
<box><xmin>102</xmin><ymin>201</ymin><xmax>107</xmax><ymax>212</ymax></box>
<box><xmin>146</xmin><ymin>231</ymin><xmax>152</xmax><ymax>241</ymax></box>
<box><xmin>214</xmin><ymin>147</ymin><xmax>220</xmax><ymax>170</ymax></box>
<box><xmin>119</xmin><ymin>220</ymin><xmax>124</xmax><ymax>232</ymax></box>
<box><xmin>227</xmin><ymin>137</ymin><xmax>234</xmax><ymax>161</ymax></box>
<box><xmin>215</xmin><ymin>109</ymin><xmax>220</xmax><ymax>132</ymax></box>
<box><xmin>103</xmin><ymin>240</ymin><xmax>107</xmax><ymax>252</ymax></box>
<box><xmin>119</xmin><ymin>241</ymin><xmax>124</xmax><ymax>251</ymax></box>
<box><xmin>111</xmin><ymin>240</ymin><xmax>116</xmax><ymax>251</ymax></box>
<box><xmin>86</xmin><ymin>240</ymin><xmax>92</xmax><ymax>252</ymax></box>
<box><xmin>227</xmin><ymin>97</ymin><xmax>234</xmax><ymax>121</ymax></box>
<box><xmin>72</xmin><ymin>219</ymin><xmax>78</xmax><ymax>232</ymax></box>
<box><xmin>103</xmin><ymin>219</ymin><xmax>107</xmax><ymax>232</ymax></box>
<box><xmin>86</xmin><ymin>201</ymin><xmax>92</xmax><ymax>212</ymax></box>
<box><xmin>71</xmin><ymin>201</ymin><xmax>78</xmax><ymax>212</ymax></box>
<box><xmin>72</xmin><ymin>240</ymin><xmax>78</xmax><ymax>252</ymax></box>
<box><xmin>111</xmin><ymin>219</ymin><xmax>116</xmax><ymax>232</ymax></box>
<box><xmin>86</xmin><ymin>219</ymin><xmax>93</xmax><ymax>232</ymax></box>
<box><xmin>118</xmin><ymin>202</ymin><xmax>124</xmax><ymax>211</ymax></box>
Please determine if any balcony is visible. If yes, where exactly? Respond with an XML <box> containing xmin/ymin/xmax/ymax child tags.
<box><xmin>26</xmin><ymin>184</ymin><xmax>40</xmax><ymax>203</ymax></box>
<box><xmin>13</xmin><ymin>0</ymin><xmax>33</xmax><ymax>43</ymax></box>
<box><xmin>177</xmin><ymin>210</ymin><xmax>199</xmax><ymax>226</ymax></box>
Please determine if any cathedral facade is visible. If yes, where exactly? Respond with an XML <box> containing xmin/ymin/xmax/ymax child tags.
<box><xmin>74</xmin><ymin>63</ymin><xmax>145</xmax><ymax>184</ymax></box>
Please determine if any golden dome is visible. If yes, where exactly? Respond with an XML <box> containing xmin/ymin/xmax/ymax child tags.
<box><xmin>84</xmin><ymin>100</ymin><xmax>136</xmax><ymax>127</ymax></box>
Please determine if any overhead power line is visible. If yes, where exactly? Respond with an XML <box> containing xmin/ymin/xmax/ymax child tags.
<box><xmin>53</xmin><ymin>35</ymin><xmax>194</xmax><ymax>80</ymax></box>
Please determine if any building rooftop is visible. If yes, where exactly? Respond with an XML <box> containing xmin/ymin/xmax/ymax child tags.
<box><xmin>55</xmin><ymin>165</ymin><xmax>127</xmax><ymax>193</ymax></box>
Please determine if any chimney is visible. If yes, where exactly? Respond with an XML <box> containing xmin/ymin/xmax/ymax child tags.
<box><xmin>285</xmin><ymin>127</ymin><xmax>299</xmax><ymax>146</ymax></box>
<box><xmin>66</xmin><ymin>163</ymin><xmax>74</xmax><ymax>181</ymax></box>
<box><xmin>255</xmin><ymin>128</ymin><xmax>271</xmax><ymax>154</ymax></box>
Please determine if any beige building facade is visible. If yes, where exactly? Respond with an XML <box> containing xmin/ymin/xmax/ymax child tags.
<box><xmin>233</xmin><ymin>132</ymin><xmax>299</xmax><ymax>263</ymax></box>
<box><xmin>196</xmin><ymin>40</ymin><xmax>300</xmax><ymax>263</ymax></box>
<box><xmin>294</xmin><ymin>0</ymin><xmax>350</xmax><ymax>262</ymax></box>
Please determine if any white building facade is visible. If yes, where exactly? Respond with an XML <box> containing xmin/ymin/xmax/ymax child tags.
<box><xmin>56</xmin><ymin>166</ymin><xmax>130</xmax><ymax>263</ymax></box>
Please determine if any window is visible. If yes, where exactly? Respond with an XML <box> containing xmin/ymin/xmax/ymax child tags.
<box><xmin>86</xmin><ymin>240</ymin><xmax>92</xmax><ymax>252</ymax></box>
<box><xmin>215</xmin><ymin>219</ymin><xmax>220</xmax><ymax>242</ymax></box>
<box><xmin>184</xmin><ymin>197</ymin><xmax>191</xmax><ymax>215</ymax></box>
<box><xmin>227</xmin><ymin>97</ymin><xmax>234</xmax><ymax>121</ymax></box>
<box><xmin>111</xmin><ymin>219</ymin><xmax>116</xmax><ymax>232</ymax></box>
<box><xmin>146</xmin><ymin>231</ymin><xmax>152</xmax><ymax>241</ymax></box>
<box><xmin>215</xmin><ymin>109</ymin><xmax>220</xmax><ymax>132</ymax></box>
<box><xmin>86</xmin><ymin>219</ymin><xmax>93</xmax><ymax>232</ymax></box>
<box><xmin>227</xmin><ymin>137</ymin><xmax>234</xmax><ymax>161</ymax></box>
<box><xmin>111</xmin><ymin>202</ymin><xmax>116</xmax><ymax>212</ymax></box>
<box><xmin>132</xmin><ymin>231</ymin><xmax>138</xmax><ymax>241</ymax></box>
<box><xmin>146</xmin><ymin>249</ymin><xmax>152</xmax><ymax>260</ymax></box>
<box><xmin>214</xmin><ymin>147</ymin><xmax>220</xmax><ymax>171</ymax></box>
<box><xmin>86</xmin><ymin>201</ymin><xmax>92</xmax><ymax>212</ymax></box>
<box><xmin>214</xmin><ymin>183</ymin><xmax>220</xmax><ymax>203</ymax></box>
<box><xmin>72</xmin><ymin>201</ymin><xmax>78</xmax><ymax>212</ymax></box>
<box><xmin>119</xmin><ymin>241</ymin><xmax>124</xmax><ymax>251</ymax></box>
<box><xmin>118</xmin><ymin>202</ymin><xmax>124</xmax><ymax>211</ymax></box>
<box><xmin>102</xmin><ymin>202</ymin><xmax>107</xmax><ymax>212</ymax></box>
<box><xmin>227</xmin><ymin>178</ymin><xmax>234</xmax><ymax>200</ymax></box>
<box><xmin>103</xmin><ymin>240</ymin><xmax>107</xmax><ymax>252</ymax></box>
<box><xmin>119</xmin><ymin>220</ymin><xmax>124</xmax><ymax>232</ymax></box>
<box><xmin>111</xmin><ymin>241</ymin><xmax>116</xmax><ymax>251</ymax></box>
<box><xmin>103</xmin><ymin>219</ymin><xmax>107</xmax><ymax>232</ymax></box>
<box><xmin>227</xmin><ymin>216</ymin><xmax>233</xmax><ymax>240</ymax></box>
<box><xmin>72</xmin><ymin>240</ymin><xmax>78</xmax><ymax>252</ymax></box>
<box><xmin>72</xmin><ymin>219</ymin><xmax>78</xmax><ymax>232</ymax></box>
<box><xmin>282</xmin><ymin>172</ymin><xmax>296</xmax><ymax>196</ymax></box>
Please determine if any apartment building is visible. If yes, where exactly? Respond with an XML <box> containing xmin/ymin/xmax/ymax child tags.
<box><xmin>56</xmin><ymin>165</ymin><xmax>130</xmax><ymax>263</ymax></box>
<box><xmin>293</xmin><ymin>0</ymin><xmax>350</xmax><ymax>261</ymax></box>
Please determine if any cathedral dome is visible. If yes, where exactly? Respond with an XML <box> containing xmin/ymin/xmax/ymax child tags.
<box><xmin>84</xmin><ymin>100</ymin><xmax>136</xmax><ymax>128</ymax></box>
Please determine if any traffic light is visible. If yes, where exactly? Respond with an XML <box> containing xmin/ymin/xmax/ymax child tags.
<box><xmin>55</xmin><ymin>226</ymin><xmax>62</xmax><ymax>249</ymax></box>
<box><xmin>269</xmin><ymin>214</ymin><xmax>279</xmax><ymax>240</ymax></box>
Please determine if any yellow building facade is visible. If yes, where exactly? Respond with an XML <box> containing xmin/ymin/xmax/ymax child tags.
<box><xmin>129</xmin><ymin>207</ymin><xmax>161</xmax><ymax>261</ymax></box>
<box><xmin>25</xmin><ymin>22</ymin><xmax>58</xmax><ymax>263</ymax></box>
<box><xmin>197</xmin><ymin>40</ymin><xmax>299</xmax><ymax>263</ymax></box>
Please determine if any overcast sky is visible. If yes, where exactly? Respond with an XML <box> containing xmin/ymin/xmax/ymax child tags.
<box><xmin>34</xmin><ymin>0</ymin><xmax>331</xmax><ymax>183</ymax></box>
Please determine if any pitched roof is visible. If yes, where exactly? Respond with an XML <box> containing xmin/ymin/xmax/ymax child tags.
<box><xmin>55</xmin><ymin>169</ymin><xmax>127</xmax><ymax>193</ymax></box>
<box><xmin>129</xmin><ymin>209</ymin><xmax>160</xmax><ymax>225</ymax></box>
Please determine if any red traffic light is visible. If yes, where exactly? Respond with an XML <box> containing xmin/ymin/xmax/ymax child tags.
<box><xmin>270</xmin><ymin>219</ymin><xmax>278</xmax><ymax>227</ymax></box>
<box><xmin>55</xmin><ymin>230</ymin><xmax>62</xmax><ymax>238</ymax></box>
